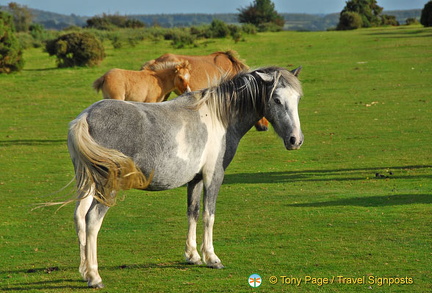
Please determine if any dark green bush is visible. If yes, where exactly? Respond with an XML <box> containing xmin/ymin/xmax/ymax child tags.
<box><xmin>45</xmin><ymin>32</ymin><xmax>105</xmax><ymax>68</ymax></box>
<box><xmin>190</xmin><ymin>25</ymin><xmax>212</xmax><ymax>38</ymax></box>
<box><xmin>381</xmin><ymin>14</ymin><xmax>399</xmax><ymax>26</ymax></box>
<box><xmin>337</xmin><ymin>11</ymin><xmax>363</xmax><ymax>30</ymax></box>
<box><xmin>209</xmin><ymin>19</ymin><xmax>230</xmax><ymax>38</ymax></box>
<box><xmin>241</xmin><ymin>23</ymin><xmax>257</xmax><ymax>34</ymax></box>
<box><xmin>169</xmin><ymin>29</ymin><xmax>196</xmax><ymax>49</ymax></box>
<box><xmin>228</xmin><ymin>24</ymin><xmax>243</xmax><ymax>43</ymax></box>
<box><xmin>405</xmin><ymin>18</ymin><xmax>419</xmax><ymax>25</ymax></box>
<box><xmin>420</xmin><ymin>1</ymin><xmax>432</xmax><ymax>27</ymax></box>
<box><xmin>29</xmin><ymin>23</ymin><xmax>55</xmax><ymax>48</ymax></box>
<box><xmin>110</xmin><ymin>34</ymin><xmax>123</xmax><ymax>49</ymax></box>
<box><xmin>257</xmin><ymin>22</ymin><xmax>284</xmax><ymax>32</ymax></box>
<box><xmin>0</xmin><ymin>11</ymin><xmax>24</xmax><ymax>73</ymax></box>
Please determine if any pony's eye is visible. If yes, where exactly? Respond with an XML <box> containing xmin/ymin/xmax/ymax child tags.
<box><xmin>274</xmin><ymin>98</ymin><xmax>281</xmax><ymax>105</ymax></box>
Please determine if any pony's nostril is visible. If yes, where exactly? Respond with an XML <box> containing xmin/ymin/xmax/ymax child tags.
<box><xmin>289</xmin><ymin>136</ymin><xmax>297</xmax><ymax>145</ymax></box>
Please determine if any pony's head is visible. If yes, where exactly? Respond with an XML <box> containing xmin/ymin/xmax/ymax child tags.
<box><xmin>174</xmin><ymin>60</ymin><xmax>192</xmax><ymax>93</ymax></box>
<box><xmin>255</xmin><ymin>67</ymin><xmax>303</xmax><ymax>150</ymax></box>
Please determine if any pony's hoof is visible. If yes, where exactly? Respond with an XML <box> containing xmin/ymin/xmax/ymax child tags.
<box><xmin>187</xmin><ymin>259</ymin><xmax>203</xmax><ymax>265</ymax></box>
<box><xmin>208</xmin><ymin>262</ymin><xmax>225</xmax><ymax>269</ymax></box>
<box><xmin>88</xmin><ymin>282</ymin><xmax>104</xmax><ymax>289</ymax></box>
<box><xmin>185</xmin><ymin>254</ymin><xmax>203</xmax><ymax>265</ymax></box>
<box><xmin>255</xmin><ymin>125</ymin><xmax>268</xmax><ymax>131</ymax></box>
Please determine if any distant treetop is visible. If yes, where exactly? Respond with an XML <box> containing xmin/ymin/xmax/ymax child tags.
<box><xmin>420</xmin><ymin>0</ymin><xmax>432</xmax><ymax>27</ymax></box>
<box><xmin>86</xmin><ymin>13</ymin><xmax>145</xmax><ymax>30</ymax></box>
<box><xmin>238</xmin><ymin>0</ymin><xmax>284</xmax><ymax>31</ymax></box>
<box><xmin>337</xmin><ymin>0</ymin><xmax>400</xmax><ymax>30</ymax></box>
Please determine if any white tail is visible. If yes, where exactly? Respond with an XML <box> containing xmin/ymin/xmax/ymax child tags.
<box><xmin>68</xmin><ymin>114</ymin><xmax>152</xmax><ymax>206</ymax></box>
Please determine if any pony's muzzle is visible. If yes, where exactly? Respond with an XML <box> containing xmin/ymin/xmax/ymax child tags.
<box><xmin>285</xmin><ymin>135</ymin><xmax>303</xmax><ymax>150</ymax></box>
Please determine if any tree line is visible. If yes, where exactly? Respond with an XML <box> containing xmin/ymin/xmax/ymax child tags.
<box><xmin>1</xmin><ymin>0</ymin><xmax>432</xmax><ymax>73</ymax></box>
<box><xmin>0</xmin><ymin>2</ymin><xmax>424</xmax><ymax>31</ymax></box>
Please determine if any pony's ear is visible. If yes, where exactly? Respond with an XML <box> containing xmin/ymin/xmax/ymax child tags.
<box><xmin>255</xmin><ymin>71</ymin><xmax>273</xmax><ymax>83</ymax></box>
<box><xmin>291</xmin><ymin>66</ymin><xmax>302</xmax><ymax>77</ymax></box>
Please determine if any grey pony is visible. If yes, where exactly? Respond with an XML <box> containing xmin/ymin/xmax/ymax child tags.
<box><xmin>68</xmin><ymin>66</ymin><xmax>304</xmax><ymax>288</ymax></box>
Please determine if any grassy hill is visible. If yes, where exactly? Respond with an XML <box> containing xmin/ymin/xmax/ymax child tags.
<box><xmin>0</xmin><ymin>26</ymin><xmax>431</xmax><ymax>292</ymax></box>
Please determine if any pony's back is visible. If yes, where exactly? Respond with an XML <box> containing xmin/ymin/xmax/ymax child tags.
<box><xmin>93</xmin><ymin>69</ymin><xmax>159</xmax><ymax>101</ymax></box>
<box><xmin>142</xmin><ymin>51</ymin><xmax>248</xmax><ymax>90</ymax></box>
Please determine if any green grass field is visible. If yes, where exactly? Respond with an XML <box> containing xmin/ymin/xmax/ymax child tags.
<box><xmin>1</xmin><ymin>25</ymin><xmax>431</xmax><ymax>292</ymax></box>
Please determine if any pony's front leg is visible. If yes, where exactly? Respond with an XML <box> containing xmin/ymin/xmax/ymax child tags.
<box><xmin>85</xmin><ymin>199</ymin><xmax>110</xmax><ymax>288</ymax></box>
<box><xmin>201</xmin><ymin>174</ymin><xmax>224</xmax><ymax>269</ymax></box>
<box><xmin>202</xmin><ymin>211</ymin><xmax>224</xmax><ymax>268</ymax></box>
<box><xmin>184</xmin><ymin>178</ymin><xmax>203</xmax><ymax>265</ymax></box>
<box><xmin>74</xmin><ymin>186</ymin><xmax>95</xmax><ymax>281</ymax></box>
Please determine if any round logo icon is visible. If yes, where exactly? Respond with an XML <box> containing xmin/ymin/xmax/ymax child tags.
<box><xmin>249</xmin><ymin>274</ymin><xmax>262</xmax><ymax>288</ymax></box>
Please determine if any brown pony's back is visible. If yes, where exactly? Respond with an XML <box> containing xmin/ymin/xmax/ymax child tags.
<box><xmin>93</xmin><ymin>68</ymin><xmax>157</xmax><ymax>101</ymax></box>
<box><xmin>93</xmin><ymin>61</ymin><xmax>191</xmax><ymax>103</ymax></box>
<box><xmin>142</xmin><ymin>51</ymin><xmax>249</xmax><ymax>90</ymax></box>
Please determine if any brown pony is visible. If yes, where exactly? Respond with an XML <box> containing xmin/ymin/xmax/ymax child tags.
<box><xmin>93</xmin><ymin>60</ymin><xmax>191</xmax><ymax>103</ymax></box>
<box><xmin>142</xmin><ymin>51</ymin><xmax>269</xmax><ymax>130</ymax></box>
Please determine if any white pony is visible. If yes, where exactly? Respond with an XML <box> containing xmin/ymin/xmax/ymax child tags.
<box><xmin>68</xmin><ymin>66</ymin><xmax>303</xmax><ymax>288</ymax></box>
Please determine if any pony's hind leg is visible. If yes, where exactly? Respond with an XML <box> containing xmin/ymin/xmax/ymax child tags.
<box><xmin>74</xmin><ymin>185</ymin><xmax>95</xmax><ymax>281</ymax></box>
<box><xmin>184</xmin><ymin>178</ymin><xmax>203</xmax><ymax>265</ymax></box>
<box><xmin>84</xmin><ymin>198</ymin><xmax>110</xmax><ymax>288</ymax></box>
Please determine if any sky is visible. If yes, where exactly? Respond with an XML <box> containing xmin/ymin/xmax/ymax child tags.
<box><xmin>1</xmin><ymin>0</ymin><xmax>426</xmax><ymax>16</ymax></box>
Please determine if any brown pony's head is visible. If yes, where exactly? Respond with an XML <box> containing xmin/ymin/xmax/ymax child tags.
<box><xmin>174</xmin><ymin>60</ymin><xmax>192</xmax><ymax>93</ymax></box>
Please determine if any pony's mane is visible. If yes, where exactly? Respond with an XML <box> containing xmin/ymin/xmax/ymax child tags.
<box><xmin>191</xmin><ymin>67</ymin><xmax>302</xmax><ymax>127</ymax></box>
<box><xmin>277</xmin><ymin>68</ymin><xmax>303</xmax><ymax>96</ymax></box>
<box><xmin>142</xmin><ymin>60</ymin><xmax>190</xmax><ymax>71</ymax></box>
<box><xmin>218</xmin><ymin>50</ymin><xmax>249</xmax><ymax>72</ymax></box>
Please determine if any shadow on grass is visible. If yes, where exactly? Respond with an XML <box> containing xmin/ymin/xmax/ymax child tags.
<box><xmin>0</xmin><ymin>261</ymin><xmax>192</xmax><ymax>275</ymax></box>
<box><xmin>225</xmin><ymin>165</ymin><xmax>431</xmax><ymax>207</ymax></box>
<box><xmin>0</xmin><ymin>267</ymin><xmax>83</xmax><ymax>291</ymax></box>
<box><xmin>114</xmin><ymin>260</ymin><xmax>199</xmax><ymax>270</ymax></box>
<box><xmin>23</xmin><ymin>67</ymin><xmax>58</xmax><ymax>72</ymax></box>
<box><xmin>0</xmin><ymin>280</ymin><xmax>86</xmax><ymax>291</ymax></box>
<box><xmin>287</xmin><ymin>193</ymin><xmax>432</xmax><ymax>207</ymax></box>
<box><xmin>366</xmin><ymin>28</ymin><xmax>432</xmax><ymax>39</ymax></box>
<box><xmin>224</xmin><ymin>165</ymin><xmax>432</xmax><ymax>184</ymax></box>
<box><xmin>0</xmin><ymin>139</ymin><xmax>66</xmax><ymax>147</ymax></box>
<box><xmin>0</xmin><ymin>261</ymin><xmax>198</xmax><ymax>291</ymax></box>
